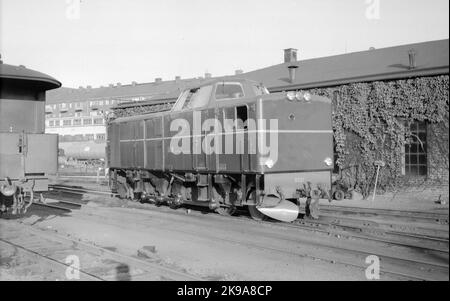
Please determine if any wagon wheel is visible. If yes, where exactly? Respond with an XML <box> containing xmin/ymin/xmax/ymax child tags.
<box><xmin>333</xmin><ymin>190</ymin><xmax>345</xmax><ymax>201</ymax></box>
<box><xmin>247</xmin><ymin>188</ymin><xmax>268</xmax><ymax>221</ymax></box>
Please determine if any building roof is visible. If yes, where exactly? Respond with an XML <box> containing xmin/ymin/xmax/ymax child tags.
<box><xmin>46</xmin><ymin>77</ymin><xmax>210</xmax><ymax>104</ymax></box>
<box><xmin>46</xmin><ymin>39</ymin><xmax>449</xmax><ymax>104</ymax></box>
<box><xmin>241</xmin><ymin>39</ymin><xmax>449</xmax><ymax>91</ymax></box>
<box><xmin>0</xmin><ymin>61</ymin><xmax>61</xmax><ymax>90</ymax></box>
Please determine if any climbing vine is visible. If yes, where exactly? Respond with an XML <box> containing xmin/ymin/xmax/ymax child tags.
<box><xmin>307</xmin><ymin>75</ymin><xmax>449</xmax><ymax>198</ymax></box>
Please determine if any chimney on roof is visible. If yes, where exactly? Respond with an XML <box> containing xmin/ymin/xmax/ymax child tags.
<box><xmin>287</xmin><ymin>65</ymin><xmax>299</xmax><ymax>84</ymax></box>
<box><xmin>0</xmin><ymin>54</ymin><xmax>3</xmax><ymax>64</ymax></box>
<box><xmin>284</xmin><ymin>48</ymin><xmax>298</xmax><ymax>63</ymax></box>
<box><xmin>132</xmin><ymin>81</ymin><xmax>138</xmax><ymax>86</ymax></box>
<box><xmin>235</xmin><ymin>69</ymin><xmax>244</xmax><ymax>75</ymax></box>
<box><xmin>408</xmin><ymin>49</ymin><xmax>417</xmax><ymax>70</ymax></box>
<box><xmin>155</xmin><ymin>78</ymin><xmax>162</xmax><ymax>84</ymax></box>
<box><xmin>109</xmin><ymin>84</ymin><xmax>114</xmax><ymax>88</ymax></box>
<box><xmin>87</xmin><ymin>85</ymin><xmax>92</xmax><ymax>89</ymax></box>
<box><xmin>78</xmin><ymin>86</ymin><xmax>84</xmax><ymax>89</ymax></box>
<box><xmin>175</xmin><ymin>76</ymin><xmax>181</xmax><ymax>81</ymax></box>
<box><xmin>205</xmin><ymin>73</ymin><xmax>212</xmax><ymax>79</ymax></box>
<box><xmin>116</xmin><ymin>82</ymin><xmax>121</xmax><ymax>87</ymax></box>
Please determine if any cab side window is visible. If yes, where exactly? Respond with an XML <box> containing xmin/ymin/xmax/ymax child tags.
<box><xmin>184</xmin><ymin>85</ymin><xmax>213</xmax><ymax>110</ymax></box>
<box><xmin>215</xmin><ymin>82</ymin><xmax>245</xmax><ymax>100</ymax></box>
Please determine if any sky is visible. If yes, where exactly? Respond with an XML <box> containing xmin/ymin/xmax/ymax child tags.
<box><xmin>1</xmin><ymin>0</ymin><xmax>448</xmax><ymax>88</ymax></box>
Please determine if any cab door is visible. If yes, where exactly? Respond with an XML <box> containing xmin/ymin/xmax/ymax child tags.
<box><xmin>0</xmin><ymin>133</ymin><xmax>24</xmax><ymax>179</ymax></box>
<box><xmin>24</xmin><ymin>134</ymin><xmax>58</xmax><ymax>175</ymax></box>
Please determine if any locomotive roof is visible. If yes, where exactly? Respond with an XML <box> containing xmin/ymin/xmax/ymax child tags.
<box><xmin>186</xmin><ymin>77</ymin><xmax>262</xmax><ymax>89</ymax></box>
<box><xmin>0</xmin><ymin>62</ymin><xmax>61</xmax><ymax>91</ymax></box>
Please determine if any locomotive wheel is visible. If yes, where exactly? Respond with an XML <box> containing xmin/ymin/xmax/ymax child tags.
<box><xmin>216</xmin><ymin>206</ymin><xmax>237</xmax><ymax>216</ymax></box>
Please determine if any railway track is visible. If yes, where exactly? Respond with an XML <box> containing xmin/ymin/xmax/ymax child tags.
<box><xmin>49</xmin><ymin>183</ymin><xmax>449</xmax><ymax>224</ymax></box>
<box><xmin>57</xmin><ymin>203</ymin><xmax>449</xmax><ymax>281</ymax></box>
<box><xmin>305</xmin><ymin>204</ymin><xmax>449</xmax><ymax>228</ymax></box>
<box><xmin>49</xmin><ymin>184</ymin><xmax>116</xmax><ymax>197</ymax></box>
<box><xmin>41</xmin><ymin>184</ymin><xmax>449</xmax><ymax>280</ymax></box>
<box><xmin>0</xmin><ymin>219</ymin><xmax>203</xmax><ymax>281</ymax></box>
<box><xmin>29</xmin><ymin>199</ymin><xmax>83</xmax><ymax>212</ymax></box>
<box><xmin>46</xmin><ymin>184</ymin><xmax>449</xmax><ymax>250</ymax></box>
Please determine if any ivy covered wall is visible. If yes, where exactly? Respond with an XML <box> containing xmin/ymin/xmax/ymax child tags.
<box><xmin>304</xmin><ymin>75</ymin><xmax>449</xmax><ymax>198</ymax></box>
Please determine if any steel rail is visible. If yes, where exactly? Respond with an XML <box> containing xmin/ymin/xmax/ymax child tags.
<box><xmin>68</xmin><ymin>206</ymin><xmax>449</xmax><ymax>281</ymax></box>
<box><xmin>47</xmin><ymin>186</ymin><xmax>449</xmax><ymax>251</ymax></box>
<box><xmin>1</xmin><ymin>220</ymin><xmax>204</xmax><ymax>281</ymax></box>
<box><xmin>0</xmin><ymin>238</ymin><xmax>104</xmax><ymax>281</ymax></box>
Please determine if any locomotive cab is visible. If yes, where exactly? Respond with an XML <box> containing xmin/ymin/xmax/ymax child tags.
<box><xmin>0</xmin><ymin>59</ymin><xmax>61</xmax><ymax>215</ymax></box>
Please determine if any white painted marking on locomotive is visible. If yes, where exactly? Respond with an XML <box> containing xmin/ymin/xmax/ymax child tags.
<box><xmin>119</xmin><ymin>130</ymin><xmax>332</xmax><ymax>143</ymax></box>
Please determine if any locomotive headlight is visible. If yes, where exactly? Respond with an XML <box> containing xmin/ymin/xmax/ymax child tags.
<box><xmin>286</xmin><ymin>91</ymin><xmax>296</xmax><ymax>102</ymax></box>
<box><xmin>265</xmin><ymin>159</ymin><xmax>275</xmax><ymax>169</ymax></box>
<box><xmin>324</xmin><ymin>157</ymin><xmax>333</xmax><ymax>167</ymax></box>
<box><xmin>295</xmin><ymin>92</ymin><xmax>304</xmax><ymax>101</ymax></box>
<box><xmin>303</xmin><ymin>92</ymin><xmax>312</xmax><ymax>102</ymax></box>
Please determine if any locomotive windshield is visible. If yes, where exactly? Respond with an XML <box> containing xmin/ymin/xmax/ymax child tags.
<box><xmin>172</xmin><ymin>85</ymin><xmax>213</xmax><ymax>112</ymax></box>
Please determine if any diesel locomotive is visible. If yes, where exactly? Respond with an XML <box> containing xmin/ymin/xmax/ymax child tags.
<box><xmin>0</xmin><ymin>59</ymin><xmax>61</xmax><ymax>215</ymax></box>
<box><xmin>107</xmin><ymin>78</ymin><xmax>333</xmax><ymax>222</ymax></box>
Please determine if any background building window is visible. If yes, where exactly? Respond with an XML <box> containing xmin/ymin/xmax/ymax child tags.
<box><xmin>63</xmin><ymin>120</ymin><xmax>72</xmax><ymax>126</ymax></box>
<box><xmin>404</xmin><ymin>121</ymin><xmax>428</xmax><ymax>176</ymax></box>
<box><xmin>96</xmin><ymin>134</ymin><xmax>106</xmax><ymax>141</ymax></box>
<box><xmin>94</xmin><ymin>118</ymin><xmax>104</xmax><ymax>125</ymax></box>
<box><xmin>83</xmin><ymin>118</ymin><xmax>92</xmax><ymax>125</ymax></box>
<box><xmin>73</xmin><ymin>119</ymin><xmax>82</xmax><ymax>126</ymax></box>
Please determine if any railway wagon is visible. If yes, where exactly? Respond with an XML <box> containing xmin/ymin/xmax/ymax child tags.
<box><xmin>107</xmin><ymin>78</ymin><xmax>333</xmax><ymax>222</ymax></box>
<box><xmin>0</xmin><ymin>59</ymin><xmax>61</xmax><ymax>215</ymax></box>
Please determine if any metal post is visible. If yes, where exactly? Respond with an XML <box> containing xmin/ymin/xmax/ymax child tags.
<box><xmin>372</xmin><ymin>166</ymin><xmax>381</xmax><ymax>202</ymax></box>
<box><xmin>372</xmin><ymin>161</ymin><xmax>385</xmax><ymax>202</ymax></box>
